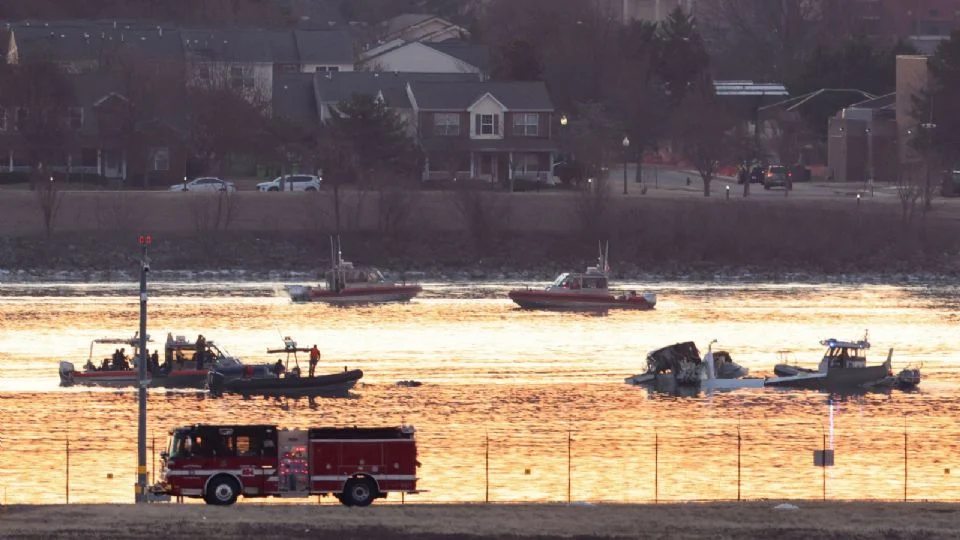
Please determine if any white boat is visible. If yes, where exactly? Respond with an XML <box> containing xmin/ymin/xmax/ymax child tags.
<box><xmin>626</xmin><ymin>340</ymin><xmax>762</xmax><ymax>391</ymax></box>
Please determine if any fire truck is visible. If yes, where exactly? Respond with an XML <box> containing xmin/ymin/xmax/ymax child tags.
<box><xmin>153</xmin><ymin>424</ymin><xmax>419</xmax><ymax>506</ymax></box>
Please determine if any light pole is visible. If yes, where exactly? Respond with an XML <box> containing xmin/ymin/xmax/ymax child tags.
<box><xmin>135</xmin><ymin>235</ymin><xmax>151</xmax><ymax>503</ymax></box>
<box><xmin>622</xmin><ymin>135</ymin><xmax>630</xmax><ymax>195</ymax></box>
<box><xmin>865</xmin><ymin>126</ymin><xmax>873</xmax><ymax>195</ymax></box>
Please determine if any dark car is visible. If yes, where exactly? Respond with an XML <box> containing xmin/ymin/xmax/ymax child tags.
<box><xmin>763</xmin><ymin>165</ymin><xmax>789</xmax><ymax>190</ymax></box>
<box><xmin>787</xmin><ymin>164</ymin><xmax>811</xmax><ymax>183</ymax></box>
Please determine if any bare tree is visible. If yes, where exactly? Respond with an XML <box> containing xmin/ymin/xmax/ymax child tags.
<box><xmin>895</xmin><ymin>161</ymin><xmax>924</xmax><ymax>228</ymax></box>
<box><xmin>35</xmin><ymin>175</ymin><xmax>64</xmax><ymax>238</ymax></box>
<box><xmin>189</xmin><ymin>190</ymin><xmax>241</xmax><ymax>236</ymax></box>
<box><xmin>452</xmin><ymin>183</ymin><xmax>509</xmax><ymax>250</ymax></box>
<box><xmin>573</xmin><ymin>176</ymin><xmax>613</xmax><ymax>240</ymax></box>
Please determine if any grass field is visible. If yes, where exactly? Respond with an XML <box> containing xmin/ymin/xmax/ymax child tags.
<box><xmin>0</xmin><ymin>502</ymin><xmax>956</xmax><ymax>539</ymax></box>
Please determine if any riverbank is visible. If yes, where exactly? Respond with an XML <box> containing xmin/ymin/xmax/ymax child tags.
<box><xmin>2</xmin><ymin>190</ymin><xmax>960</xmax><ymax>280</ymax></box>
<box><xmin>0</xmin><ymin>502</ymin><xmax>957</xmax><ymax>539</ymax></box>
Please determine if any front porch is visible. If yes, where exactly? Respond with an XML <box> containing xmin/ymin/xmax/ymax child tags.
<box><xmin>422</xmin><ymin>139</ymin><xmax>559</xmax><ymax>185</ymax></box>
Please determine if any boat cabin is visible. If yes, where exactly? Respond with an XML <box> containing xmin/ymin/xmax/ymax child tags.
<box><xmin>325</xmin><ymin>261</ymin><xmax>387</xmax><ymax>290</ymax></box>
<box><xmin>549</xmin><ymin>271</ymin><xmax>609</xmax><ymax>291</ymax></box>
<box><xmin>819</xmin><ymin>338</ymin><xmax>869</xmax><ymax>370</ymax></box>
<box><xmin>85</xmin><ymin>336</ymin><xmax>148</xmax><ymax>371</ymax></box>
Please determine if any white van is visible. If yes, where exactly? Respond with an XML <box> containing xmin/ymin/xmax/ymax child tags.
<box><xmin>256</xmin><ymin>174</ymin><xmax>322</xmax><ymax>192</ymax></box>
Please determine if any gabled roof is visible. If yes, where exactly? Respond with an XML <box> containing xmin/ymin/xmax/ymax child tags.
<box><xmin>312</xmin><ymin>71</ymin><xmax>482</xmax><ymax>109</ymax></box>
<box><xmin>849</xmin><ymin>92</ymin><xmax>896</xmax><ymax>111</ymax></box>
<box><xmin>10</xmin><ymin>23</ymin><xmax>184</xmax><ymax>63</ymax></box>
<box><xmin>181</xmin><ymin>29</ymin><xmax>298</xmax><ymax>63</ymax></box>
<box><xmin>423</xmin><ymin>41</ymin><xmax>490</xmax><ymax>72</ymax></box>
<box><xmin>293</xmin><ymin>30</ymin><xmax>354</xmax><ymax>65</ymax></box>
<box><xmin>378</xmin><ymin>13</ymin><xmax>468</xmax><ymax>42</ymax></box>
<box><xmin>408</xmin><ymin>81</ymin><xmax>554</xmax><ymax>111</ymax></box>
<box><xmin>273</xmin><ymin>72</ymin><xmax>318</xmax><ymax>122</ymax></box>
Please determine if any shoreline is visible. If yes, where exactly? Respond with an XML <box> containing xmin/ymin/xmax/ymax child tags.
<box><xmin>1</xmin><ymin>502</ymin><xmax>959</xmax><ymax>539</ymax></box>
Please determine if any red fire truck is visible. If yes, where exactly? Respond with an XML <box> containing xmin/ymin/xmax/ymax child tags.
<box><xmin>153</xmin><ymin>424</ymin><xmax>419</xmax><ymax>506</ymax></box>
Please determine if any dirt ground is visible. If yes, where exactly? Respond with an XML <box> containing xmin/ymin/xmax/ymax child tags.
<box><xmin>0</xmin><ymin>502</ymin><xmax>954</xmax><ymax>539</ymax></box>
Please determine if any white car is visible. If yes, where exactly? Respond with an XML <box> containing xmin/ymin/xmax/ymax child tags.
<box><xmin>170</xmin><ymin>177</ymin><xmax>236</xmax><ymax>192</ymax></box>
<box><xmin>257</xmin><ymin>174</ymin><xmax>322</xmax><ymax>192</ymax></box>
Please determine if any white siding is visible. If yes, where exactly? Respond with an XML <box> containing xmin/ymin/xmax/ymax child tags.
<box><xmin>360</xmin><ymin>43</ymin><xmax>480</xmax><ymax>75</ymax></box>
<box><xmin>468</xmin><ymin>94</ymin><xmax>505</xmax><ymax>140</ymax></box>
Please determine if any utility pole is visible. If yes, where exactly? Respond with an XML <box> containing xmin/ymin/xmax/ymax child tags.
<box><xmin>136</xmin><ymin>235</ymin><xmax>151</xmax><ymax>502</ymax></box>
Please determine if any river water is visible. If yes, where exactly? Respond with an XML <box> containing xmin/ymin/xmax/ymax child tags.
<box><xmin>0</xmin><ymin>279</ymin><xmax>958</xmax><ymax>504</ymax></box>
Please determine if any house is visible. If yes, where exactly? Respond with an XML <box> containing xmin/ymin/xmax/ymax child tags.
<box><xmin>408</xmin><ymin>80</ymin><xmax>558</xmax><ymax>183</ymax></box>
<box><xmin>376</xmin><ymin>14</ymin><xmax>469</xmax><ymax>44</ymax></box>
<box><xmin>0</xmin><ymin>73</ymin><xmax>187</xmax><ymax>186</ymax></box>
<box><xmin>359</xmin><ymin>39</ymin><xmax>490</xmax><ymax>79</ymax></box>
<box><xmin>311</xmin><ymin>71</ymin><xmax>482</xmax><ymax>135</ymax></box>
<box><xmin>4</xmin><ymin>22</ymin><xmax>185</xmax><ymax>73</ymax></box>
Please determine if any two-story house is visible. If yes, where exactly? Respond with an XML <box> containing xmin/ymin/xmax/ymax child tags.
<box><xmin>408</xmin><ymin>81</ymin><xmax>558</xmax><ymax>183</ymax></box>
<box><xmin>182</xmin><ymin>29</ymin><xmax>356</xmax><ymax>104</ymax></box>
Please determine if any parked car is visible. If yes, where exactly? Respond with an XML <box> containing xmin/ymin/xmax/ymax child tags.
<box><xmin>256</xmin><ymin>174</ymin><xmax>322</xmax><ymax>192</ymax></box>
<box><xmin>169</xmin><ymin>177</ymin><xmax>236</xmax><ymax>192</ymax></box>
<box><xmin>787</xmin><ymin>164</ymin><xmax>811</xmax><ymax>183</ymax></box>
<box><xmin>762</xmin><ymin>165</ymin><xmax>789</xmax><ymax>190</ymax></box>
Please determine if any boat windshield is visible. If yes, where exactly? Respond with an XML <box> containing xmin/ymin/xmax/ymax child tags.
<box><xmin>550</xmin><ymin>273</ymin><xmax>571</xmax><ymax>287</ymax></box>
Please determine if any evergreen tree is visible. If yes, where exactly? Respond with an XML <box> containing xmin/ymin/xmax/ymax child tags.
<box><xmin>327</xmin><ymin>93</ymin><xmax>421</xmax><ymax>183</ymax></box>
<box><xmin>656</xmin><ymin>6</ymin><xmax>710</xmax><ymax>105</ymax></box>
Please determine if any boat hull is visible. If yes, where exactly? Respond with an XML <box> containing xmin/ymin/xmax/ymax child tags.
<box><xmin>288</xmin><ymin>285</ymin><xmax>422</xmax><ymax>305</ymax></box>
<box><xmin>59</xmin><ymin>362</ymin><xmax>209</xmax><ymax>389</ymax></box>
<box><xmin>765</xmin><ymin>364</ymin><xmax>891</xmax><ymax>390</ymax></box>
<box><xmin>208</xmin><ymin>369</ymin><xmax>363</xmax><ymax>397</ymax></box>
<box><xmin>509</xmin><ymin>290</ymin><xmax>656</xmax><ymax>311</ymax></box>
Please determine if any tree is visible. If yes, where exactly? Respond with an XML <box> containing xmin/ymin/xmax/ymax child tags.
<box><xmin>327</xmin><ymin>93</ymin><xmax>421</xmax><ymax>185</ymax></box>
<box><xmin>697</xmin><ymin>0</ymin><xmax>861</xmax><ymax>82</ymax></box>
<box><xmin>186</xmin><ymin>75</ymin><xmax>268</xmax><ymax>175</ymax></box>
<box><xmin>915</xmin><ymin>31</ymin><xmax>960</xmax><ymax>170</ymax></box>
<box><xmin>674</xmin><ymin>78</ymin><xmax>731</xmax><ymax>197</ymax></box>
<box><xmin>656</xmin><ymin>7</ymin><xmax>709</xmax><ymax>106</ymax></box>
<box><xmin>491</xmin><ymin>40</ymin><xmax>542</xmax><ymax>81</ymax></box>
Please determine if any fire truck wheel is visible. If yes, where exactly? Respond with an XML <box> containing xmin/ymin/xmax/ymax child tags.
<box><xmin>205</xmin><ymin>476</ymin><xmax>240</xmax><ymax>506</ymax></box>
<box><xmin>341</xmin><ymin>478</ymin><xmax>377</xmax><ymax>507</ymax></box>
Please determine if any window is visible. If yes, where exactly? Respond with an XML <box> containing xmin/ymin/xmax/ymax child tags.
<box><xmin>69</xmin><ymin>107</ymin><xmax>83</xmax><ymax>130</ymax></box>
<box><xmin>151</xmin><ymin>148</ymin><xmax>170</xmax><ymax>171</ymax></box>
<box><xmin>0</xmin><ymin>107</ymin><xmax>6</xmax><ymax>131</ymax></box>
<box><xmin>198</xmin><ymin>64</ymin><xmax>210</xmax><ymax>80</ymax></box>
<box><xmin>475</xmin><ymin>113</ymin><xmax>498</xmax><ymax>136</ymax></box>
<box><xmin>512</xmin><ymin>113</ymin><xmax>539</xmax><ymax>136</ymax></box>
<box><xmin>434</xmin><ymin>113</ymin><xmax>460</xmax><ymax>136</ymax></box>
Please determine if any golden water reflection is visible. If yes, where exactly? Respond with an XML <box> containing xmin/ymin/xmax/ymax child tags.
<box><xmin>0</xmin><ymin>281</ymin><xmax>957</xmax><ymax>504</ymax></box>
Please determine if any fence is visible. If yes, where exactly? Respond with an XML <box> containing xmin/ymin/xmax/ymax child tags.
<box><xmin>0</xmin><ymin>420</ymin><xmax>956</xmax><ymax>504</ymax></box>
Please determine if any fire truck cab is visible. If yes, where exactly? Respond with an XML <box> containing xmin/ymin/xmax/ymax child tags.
<box><xmin>155</xmin><ymin>424</ymin><xmax>419</xmax><ymax>506</ymax></box>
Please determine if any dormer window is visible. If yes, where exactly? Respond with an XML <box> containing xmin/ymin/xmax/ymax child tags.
<box><xmin>476</xmin><ymin>113</ymin><xmax>499</xmax><ymax>135</ymax></box>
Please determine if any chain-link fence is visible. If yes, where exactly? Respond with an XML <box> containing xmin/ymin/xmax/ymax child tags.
<box><xmin>1</xmin><ymin>420</ymin><xmax>957</xmax><ymax>504</ymax></box>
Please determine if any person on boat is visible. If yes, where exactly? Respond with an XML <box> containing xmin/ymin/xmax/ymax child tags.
<box><xmin>290</xmin><ymin>365</ymin><xmax>301</xmax><ymax>378</ymax></box>
<box><xmin>84</xmin><ymin>359</ymin><xmax>96</xmax><ymax>371</ymax></box>
<box><xmin>100</xmin><ymin>358</ymin><xmax>110</xmax><ymax>371</ymax></box>
<box><xmin>150</xmin><ymin>350</ymin><xmax>160</xmax><ymax>372</ymax></box>
<box><xmin>175</xmin><ymin>349</ymin><xmax>185</xmax><ymax>369</ymax></box>
<box><xmin>194</xmin><ymin>351</ymin><xmax>204</xmax><ymax>370</ymax></box>
<box><xmin>309</xmin><ymin>344</ymin><xmax>321</xmax><ymax>378</ymax></box>
<box><xmin>273</xmin><ymin>359</ymin><xmax>285</xmax><ymax>377</ymax></box>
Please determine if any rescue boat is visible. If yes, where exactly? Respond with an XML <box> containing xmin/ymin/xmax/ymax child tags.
<box><xmin>508</xmin><ymin>242</ymin><xmax>656</xmax><ymax>311</ymax></box>
<box><xmin>59</xmin><ymin>334</ymin><xmax>273</xmax><ymax>390</ymax></box>
<box><xmin>286</xmin><ymin>237</ymin><xmax>421</xmax><ymax>305</ymax></box>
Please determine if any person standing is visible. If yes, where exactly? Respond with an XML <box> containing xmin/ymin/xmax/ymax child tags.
<box><xmin>309</xmin><ymin>344</ymin><xmax>321</xmax><ymax>378</ymax></box>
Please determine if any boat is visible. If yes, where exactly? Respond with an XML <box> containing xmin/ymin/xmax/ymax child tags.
<box><xmin>286</xmin><ymin>237</ymin><xmax>422</xmax><ymax>305</ymax></box>
<box><xmin>60</xmin><ymin>334</ymin><xmax>274</xmax><ymax>389</ymax></box>
<box><xmin>206</xmin><ymin>337</ymin><xmax>363</xmax><ymax>397</ymax></box>
<box><xmin>765</xmin><ymin>333</ymin><xmax>895</xmax><ymax>390</ymax></box>
<box><xmin>625</xmin><ymin>340</ymin><xmax>762</xmax><ymax>391</ymax></box>
<box><xmin>508</xmin><ymin>242</ymin><xmax>656</xmax><ymax>311</ymax></box>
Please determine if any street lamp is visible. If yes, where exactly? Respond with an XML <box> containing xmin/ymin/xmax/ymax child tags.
<box><xmin>622</xmin><ymin>135</ymin><xmax>630</xmax><ymax>195</ymax></box>
<box><xmin>560</xmin><ymin>114</ymin><xmax>568</xmax><ymax>127</ymax></box>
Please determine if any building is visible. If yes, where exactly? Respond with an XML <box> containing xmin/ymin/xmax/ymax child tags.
<box><xmin>376</xmin><ymin>14</ymin><xmax>469</xmax><ymax>43</ymax></box>
<box><xmin>311</xmin><ymin>71</ymin><xmax>482</xmax><ymax>133</ymax></box>
<box><xmin>851</xmin><ymin>0</ymin><xmax>960</xmax><ymax>52</ymax></box>
<box><xmin>359</xmin><ymin>39</ymin><xmax>490</xmax><ymax>79</ymax></box>
<box><xmin>827</xmin><ymin>93</ymin><xmax>897</xmax><ymax>184</ymax></box>
<box><xmin>410</xmin><ymin>81</ymin><xmax>558</xmax><ymax>183</ymax></box>
<box><xmin>895</xmin><ymin>55</ymin><xmax>931</xmax><ymax>166</ymax></box>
